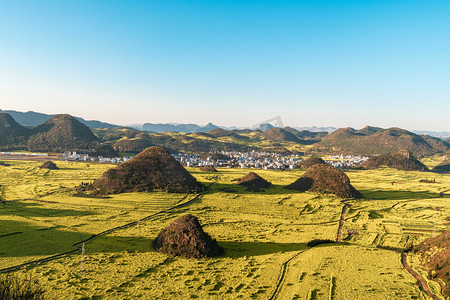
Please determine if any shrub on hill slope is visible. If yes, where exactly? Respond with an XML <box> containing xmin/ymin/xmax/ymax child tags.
<box><xmin>361</xmin><ymin>150</ymin><xmax>428</xmax><ymax>171</ymax></box>
<box><xmin>413</xmin><ymin>230</ymin><xmax>450</xmax><ymax>297</ymax></box>
<box><xmin>238</xmin><ymin>172</ymin><xmax>271</xmax><ymax>189</ymax></box>
<box><xmin>0</xmin><ymin>113</ymin><xmax>30</xmax><ymax>149</ymax></box>
<box><xmin>113</xmin><ymin>138</ymin><xmax>152</xmax><ymax>153</ymax></box>
<box><xmin>262</xmin><ymin>128</ymin><xmax>302</xmax><ymax>143</ymax></box>
<box><xmin>207</xmin><ymin>128</ymin><xmax>239</xmax><ymax>138</ymax></box>
<box><xmin>39</xmin><ymin>161</ymin><xmax>59</xmax><ymax>170</ymax></box>
<box><xmin>232</xmin><ymin>129</ymin><xmax>253</xmax><ymax>134</ymax></box>
<box><xmin>27</xmin><ymin>114</ymin><xmax>100</xmax><ymax>152</ymax></box>
<box><xmin>286</xmin><ymin>164</ymin><xmax>363</xmax><ymax>198</ymax></box>
<box><xmin>355</xmin><ymin>126</ymin><xmax>384</xmax><ymax>135</ymax></box>
<box><xmin>420</xmin><ymin>135</ymin><xmax>449</xmax><ymax>153</ymax></box>
<box><xmin>321</xmin><ymin>127</ymin><xmax>362</xmax><ymax>141</ymax></box>
<box><xmin>152</xmin><ymin>214</ymin><xmax>221</xmax><ymax>258</ymax></box>
<box><xmin>93</xmin><ymin>127</ymin><xmax>141</xmax><ymax>142</ymax></box>
<box><xmin>200</xmin><ymin>165</ymin><xmax>217</xmax><ymax>172</ymax></box>
<box><xmin>296</xmin><ymin>130</ymin><xmax>328</xmax><ymax>140</ymax></box>
<box><xmin>299</xmin><ymin>157</ymin><xmax>326</xmax><ymax>169</ymax></box>
<box><xmin>319</xmin><ymin>127</ymin><xmax>445</xmax><ymax>156</ymax></box>
<box><xmin>86</xmin><ymin>146</ymin><xmax>203</xmax><ymax>194</ymax></box>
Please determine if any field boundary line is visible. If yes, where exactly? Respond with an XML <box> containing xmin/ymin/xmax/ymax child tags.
<box><xmin>268</xmin><ymin>249</ymin><xmax>309</xmax><ymax>300</ymax></box>
<box><xmin>0</xmin><ymin>184</ymin><xmax>213</xmax><ymax>273</ymax></box>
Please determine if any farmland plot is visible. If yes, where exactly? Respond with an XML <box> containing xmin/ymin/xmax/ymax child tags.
<box><xmin>0</xmin><ymin>161</ymin><xmax>448</xmax><ymax>299</ymax></box>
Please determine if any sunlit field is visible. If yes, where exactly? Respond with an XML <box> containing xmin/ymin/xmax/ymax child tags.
<box><xmin>0</xmin><ymin>160</ymin><xmax>448</xmax><ymax>299</ymax></box>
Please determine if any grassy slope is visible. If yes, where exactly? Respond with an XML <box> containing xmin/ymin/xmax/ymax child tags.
<box><xmin>0</xmin><ymin>161</ymin><xmax>448</xmax><ymax>299</ymax></box>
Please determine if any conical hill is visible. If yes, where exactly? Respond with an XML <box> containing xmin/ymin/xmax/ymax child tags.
<box><xmin>286</xmin><ymin>164</ymin><xmax>363</xmax><ymax>198</ymax></box>
<box><xmin>0</xmin><ymin>113</ymin><xmax>30</xmax><ymax>148</ymax></box>
<box><xmin>28</xmin><ymin>114</ymin><xmax>99</xmax><ymax>152</ymax></box>
<box><xmin>39</xmin><ymin>161</ymin><xmax>59</xmax><ymax>170</ymax></box>
<box><xmin>88</xmin><ymin>146</ymin><xmax>203</xmax><ymax>193</ymax></box>
<box><xmin>152</xmin><ymin>214</ymin><xmax>221</xmax><ymax>258</ymax></box>
<box><xmin>238</xmin><ymin>172</ymin><xmax>271</xmax><ymax>189</ymax></box>
<box><xmin>299</xmin><ymin>157</ymin><xmax>326</xmax><ymax>169</ymax></box>
<box><xmin>361</xmin><ymin>150</ymin><xmax>428</xmax><ymax>171</ymax></box>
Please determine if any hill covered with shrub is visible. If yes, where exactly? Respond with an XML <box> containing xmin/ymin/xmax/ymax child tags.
<box><xmin>0</xmin><ymin>113</ymin><xmax>116</xmax><ymax>155</ymax></box>
<box><xmin>361</xmin><ymin>150</ymin><xmax>428</xmax><ymax>171</ymax></box>
<box><xmin>319</xmin><ymin>127</ymin><xmax>447</xmax><ymax>156</ymax></box>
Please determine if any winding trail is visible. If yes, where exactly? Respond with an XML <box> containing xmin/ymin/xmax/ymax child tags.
<box><xmin>439</xmin><ymin>189</ymin><xmax>450</xmax><ymax>197</ymax></box>
<box><xmin>336</xmin><ymin>201</ymin><xmax>351</xmax><ymax>242</ymax></box>
<box><xmin>401</xmin><ymin>252</ymin><xmax>440</xmax><ymax>300</ymax></box>
<box><xmin>268</xmin><ymin>250</ymin><xmax>309</xmax><ymax>300</ymax></box>
<box><xmin>0</xmin><ymin>184</ymin><xmax>212</xmax><ymax>273</ymax></box>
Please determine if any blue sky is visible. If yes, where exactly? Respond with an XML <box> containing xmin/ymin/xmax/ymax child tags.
<box><xmin>0</xmin><ymin>0</ymin><xmax>449</xmax><ymax>131</ymax></box>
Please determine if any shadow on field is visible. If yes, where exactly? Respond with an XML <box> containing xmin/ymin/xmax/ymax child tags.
<box><xmin>219</xmin><ymin>241</ymin><xmax>307</xmax><ymax>258</ymax></box>
<box><xmin>69</xmin><ymin>237</ymin><xmax>309</xmax><ymax>258</ymax></box>
<box><xmin>359</xmin><ymin>189</ymin><xmax>439</xmax><ymax>200</ymax></box>
<box><xmin>0</xmin><ymin>220</ymin><xmax>91</xmax><ymax>257</ymax></box>
<box><xmin>86</xmin><ymin>236</ymin><xmax>154</xmax><ymax>254</ymax></box>
<box><xmin>0</xmin><ymin>201</ymin><xmax>98</xmax><ymax>218</ymax></box>
<box><xmin>209</xmin><ymin>183</ymin><xmax>294</xmax><ymax>195</ymax></box>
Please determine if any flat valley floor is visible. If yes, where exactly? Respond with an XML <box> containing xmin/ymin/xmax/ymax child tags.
<box><xmin>0</xmin><ymin>160</ymin><xmax>448</xmax><ymax>299</ymax></box>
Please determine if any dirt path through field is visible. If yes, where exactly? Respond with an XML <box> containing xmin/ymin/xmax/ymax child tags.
<box><xmin>0</xmin><ymin>184</ymin><xmax>213</xmax><ymax>273</ymax></box>
<box><xmin>336</xmin><ymin>202</ymin><xmax>350</xmax><ymax>242</ymax></box>
<box><xmin>268</xmin><ymin>250</ymin><xmax>309</xmax><ymax>300</ymax></box>
<box><xmin>401</xmin><ymin>252</ymin><xmax>440</xmax><ymax>300</ymax></box>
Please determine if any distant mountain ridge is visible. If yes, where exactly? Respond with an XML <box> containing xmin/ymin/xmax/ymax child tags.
<box><xmin>413</xmin><ymin>130</ymin><xmax>450</xmax><ymax>139</ymax></box>
<box><xmin>0</xmin><ymin>112</ymin><xmax>116</xmax><ymax>155</ymax></box>
<box><xmin>319</xmin><ymin>127</ymin><xmax>448</xmax><ymax>156</ymax></box>
<box><xmin>142</xmin><ymin>122</ymin><xmax>219</xmax><ymax>133</ymax></box>
<box><xmin>0</xmin><ymin>109</ymin><xmax>118</xmax><ymax>129</ymax></box>
<box><xmin>294</xmin><ymin>126</ymin><xmax>337</xmax><ymax>133</ymax></box>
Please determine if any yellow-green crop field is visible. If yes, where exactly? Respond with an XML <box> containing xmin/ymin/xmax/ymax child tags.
<box><xmin>0</xmin><ymin>160</ymin><xmax>448</xmax><ymax>299</ymax></box>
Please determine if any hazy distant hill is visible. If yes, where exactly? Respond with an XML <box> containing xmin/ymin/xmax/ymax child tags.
<box><xmin>257</xmin><ymin>123</ymin><xmax>274</xmax><ymax>132</ymax></box>
<box><xmin>142</xmin><ymin>122</ymin><xmax>219</xmax><ymax>133</ymax></box>
<box><xmin>413</xmin><ymin>130</ymin><xmax>450</xmax><ymax>139</ymax></box>
<box><xmin>294</xmin><ymin>126</ymin><xmax>337</xmax><ymax>133</ymax></box>
<box><xmin>0</xmin><ymin>109</ymin><xmax>117</xmax><ymax>129</ymax></box>
<box><xmin>319</xmin><ymin>127</ymin><xmax>448</xmax><ymax>156</ymax></box>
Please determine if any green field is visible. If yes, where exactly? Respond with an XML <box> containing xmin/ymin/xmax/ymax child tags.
<box><xmin>0</xmin><ymin>161</ymin><xmax>448</xmax><ymax>299</ymax></box>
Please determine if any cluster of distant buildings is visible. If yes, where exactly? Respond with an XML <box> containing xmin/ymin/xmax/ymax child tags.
<box><xmin>174</xmin><ymin>151</ymin><xmax>368</xmax><ymax>170</ymax></box>
<box><xmin>174</xmin><ymin>151</ymin><xmax>302</xmax><ymax>170</ymax></box>
<box><xmin>1</xmin><ymin>150</ymin><xmax>368</xmax><ymax>169</ymax></box>
<box><xmin>61</xmin><ymin>151</ymin><xmax>132</xmax><ymax>164</ymax></box>
<box><xmin>325</xmin><ymin>155</ymin><xmax>369</xmax><ymax>168</ymax></box>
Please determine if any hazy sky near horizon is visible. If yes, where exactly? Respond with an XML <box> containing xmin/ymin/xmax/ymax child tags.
<box><xmin>0</xmin><ymin>0</ymin><xmax>449</xmax><ymax>131</ymax></box>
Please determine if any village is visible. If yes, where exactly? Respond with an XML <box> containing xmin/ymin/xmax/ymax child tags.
<box><xmin>1</xmin><ymin>150</ymin><xmax>368</xmax><ymax>170</ymax></box>
<box><xmin>174</xmin><ymin>151</ymin><xmax>369</xmax><ymax>170</ymax></box>
<box><xmin>60</xmin><ymin>151</ymin><xmax>132</xmax><ymax>164</ymax></box>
